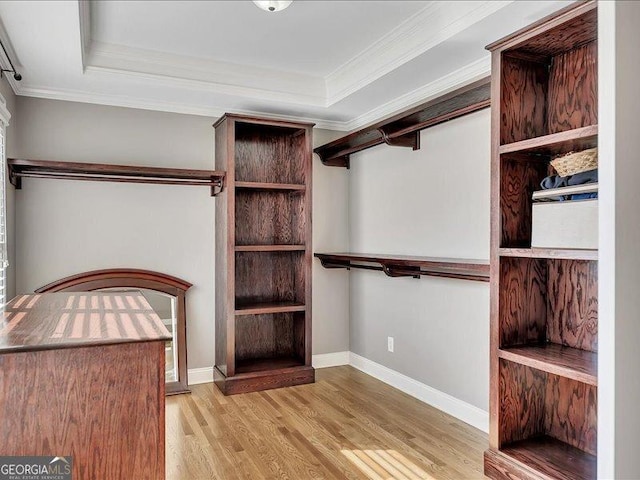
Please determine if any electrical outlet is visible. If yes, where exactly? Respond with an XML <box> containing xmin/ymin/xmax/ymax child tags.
<box><xmin>387</xmin><ymin>336</ymin><xmax>394</xmax><ymax>353</ymax></box>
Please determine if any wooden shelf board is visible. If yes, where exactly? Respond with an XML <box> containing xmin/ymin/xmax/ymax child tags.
<box><xmin>235</xmin><ymin>356</ymin><xmax>305</xmax><ymax>375</ymax></box>
<box><xmin>8</xmin><ymin>158</ymin><xmax>226</xmax><ymax>195</ymax></box>
<box><xmin>235</xmin><ymin>245</ymin><xmax>306</xmax><ymax>252</ymax></box>
<box><xmin>315</xmin><ymin>252</ymin><xmax>489</xmax><ymax>282</ymax></box>
<box><xmin>235</xmin><ymin>181</ymin><xmax>305</xmax><ymax>191</ymax></box>
<box><xmin>499</xmin><ymin>248</ymin><xmax>597</xmax><ymax>261</ymax></box>
<box><xmin>500</xmin><ymin>436</ymin><xmax>596</xmax><ymax>480</ymax></box>
<box><xmin>499</xmin><ymin>125</ymin><xmax>598</xmax><ymax>156</ymax></box>
<box><xmin>499</xmin><ymin>343</ymin><xmax>597</xmax><ymax>386</ymax></box>
<box><xmin>314</xmin><ymin>78</ymin><xmax>490</xmax><ymax>168</ymax></box>
<box><xmin>234</xmin><ymin>301</ymin><xmax>306</xmax><ymax>316</ymax></box>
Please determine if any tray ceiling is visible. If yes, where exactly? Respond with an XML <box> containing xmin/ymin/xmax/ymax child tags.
<box><xmin>0</xmin><ymin>1</ymin><xmax>571</xmax><ymax>130</ymax></box>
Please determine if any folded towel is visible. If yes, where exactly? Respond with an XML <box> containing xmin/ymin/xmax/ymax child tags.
<box><xmin>540</xmin><ymin>168</ymin><xmax>598</xmax><ymax>190</ymax></box>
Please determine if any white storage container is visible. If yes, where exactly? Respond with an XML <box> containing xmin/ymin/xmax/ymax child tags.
<box><xmin>531</xmin><ymin>184</ymin><xmax>598</xmax><ymax>249</ymax></box>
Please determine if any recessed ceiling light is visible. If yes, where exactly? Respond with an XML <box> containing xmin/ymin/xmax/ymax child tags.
<box><xmin>252</xmin><ymin>1</ymin><xmax>293</xmax><ymax>13</ymax></box>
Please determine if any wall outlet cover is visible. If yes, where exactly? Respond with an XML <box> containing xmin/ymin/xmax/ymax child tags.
<box><xmin>387</xmin><ymin>336</ymin><xmax>394</xmax><ymax>353</ymax></box>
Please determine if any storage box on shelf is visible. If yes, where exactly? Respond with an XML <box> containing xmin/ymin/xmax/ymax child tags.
<box><xmin>213</xmin><ymin>114</ymin><xmax>314</xmax><ymax>395</ymax></box>
<box><xmin>485</xmin><ymin>2</ymin><xmax>598</xmax><ymax>479</ymax></box>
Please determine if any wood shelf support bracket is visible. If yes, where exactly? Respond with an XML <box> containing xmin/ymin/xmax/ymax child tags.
<box><xmin>318</xmin><ymin>154</ymin><xmax>350</xmax><ymax>169</ymax></box>
<box><xmin>318</xmin><ymin>258</ymin><xmax>351</xmax><ymax>270</ymax></box>
<box><xmin>377</xmin><ymin>128</ymin><xmax>420</xmax><ymax>151</ymax></box>
<box><xmin>381</xmin><ymin>263</ymin><xmax>421</xmax><ymax>279</ymax></box>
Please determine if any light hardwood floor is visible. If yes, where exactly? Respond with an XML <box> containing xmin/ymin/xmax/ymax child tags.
<box><xmin>166</xmin><ymin>366</ymin><xmax>488</xmax><ymax>479</ymax></box>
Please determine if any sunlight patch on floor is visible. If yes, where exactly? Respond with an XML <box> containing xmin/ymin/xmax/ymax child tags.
<box><xmin>341</xmin><ymin>449</ymin><xmax>435</xmax><ymax>480</ymax></box>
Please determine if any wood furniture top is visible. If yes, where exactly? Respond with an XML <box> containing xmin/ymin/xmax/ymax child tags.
<box><xmin>315</xmin><ymin>252</ymin><xmax>489</xmax><ymax>282</ymax></box>
<box><xmin>313</xmin><ymin>77</ymin><xmax>491</xmax><ymax>168</ymax></box>
<box><xmin>35</xmin><ymin>268</ymin><xmax>193</xmax><ymax>395</ymax></box>
<box><xmin>8</xmin><ymin>158</ymin><xmax>226</xmax><ymax>196</ymax></box>
<box><xmin>0</xmin><ymin>292</ymin><xmax>172</xmax><ymax>353</ymax></box>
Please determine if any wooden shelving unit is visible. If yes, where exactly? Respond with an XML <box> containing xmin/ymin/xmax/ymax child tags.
<box><xmin>313</xmin><ymin>78</ymin><xmax>491</xmax><ymax>168</ymax></box>
<box><xmin>498</xmin><ymin>125</ymin><xmax>598</xmax><ymax>156</ymax></box>
<box><xmin>315</xmin><ymin>253</ymin><xmax>489</xmax><ymax>282</ymax></box>
<box><xmin>484</xmin><ymin>2</ymin><xmax>598</xmax><ymax>479</ymax></box>
<box><xmin>8</xmin><ymin>158</ymin><xmax>226</xmax><ymax>196</ymax></box>
<box><xmin>213</xmin><ymin>113</ymin><xmax>314</xmax><ymax>395</ymax></box>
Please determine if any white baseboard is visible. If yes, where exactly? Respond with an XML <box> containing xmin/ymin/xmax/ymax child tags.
<box><xmin>187</xmin><ymin>352</ymin><xmax>488</xmax><ymax>433</ymax></box>
<box><xmin>187</xmin><ymin>351</ymin><xmax>350</xmax><ymax>386</ymax></box>
<box><xmin>349</xmin><ymin>352</ymin><xmax>489</xmax><ymax>433</ymax></box>
<box><xmin>312</xmin><ymin>351</ymin><xmax>350</xmax><ymax>368</ymax></box>
<box><xmin>187</xmin><ymin>366</ymin><xmax>214</xmax><ymax>385</ymax></box>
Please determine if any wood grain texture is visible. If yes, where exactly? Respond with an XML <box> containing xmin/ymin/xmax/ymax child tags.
<box><xmin>511</xmin><ymin>6</ymin><xmax>596</xmax><ymax>57</ymax></box>
<box><xmin>168</xmin><ymin>366</ymin><xmax>489</xmax><ymax>480</ymax></box>
<box><xmin>235</xmin><ymin>190</ymin><xmax>305</xmax><ymax>246</ymax></box>
<box><xmin>544</xmin><ymin>374</ymin><xmax>597</xmax><ymax>456</ymax></box>
<box><xmin>500</xmin><ymin>158</ymin><xmax>548</xmax><ymax>248</ymax></box>
<box><xmin>486</xmin><ymin>1</ymin><xmax>596</xmax><ymax>55</ymax></box>
<box><xmin>547</xmin><ymin>42</ymin><xmax>597</xmax><ymax>135</ymax></box>
<box><xmin>499</xmin><ymin>248</ymin><xmax>598</xmax><ymax>261</ymax></box>
<box><xmin>214</xmin><ymin>114</ymin><xmax>313</xmax><ymax>394</ymax></box>
<box><xmin>499</xmin><ymin>124</ymin><xmax>598</xmax><ymax>156</ymax></box>
<box><xmin>499</xmin><ymin>258</ymin><xmax>547</xmax><ymax>347</ymax></box>
<box><xmin>486</xmin><ymin>437</ymin><xmax>596</xmax><ymax>480</ymax></box>
<box><xmin>235</xmin><ymin>313</ymin><xmax>302</xmax><ymax>361</ymax></box>
<box><xmin>315</xmin><ymin>252</ymin><xmax>489</xmax><ymax>282</ymax></box>
<box><xmin>8</xmin><ymin>158</ymin><xmax>225</xmax><ymax>195</ymax></box>
<box><xmin>1</xmin><ymin>292</ymin><xmax>171</xmax><ymax>352</ymax></box>
<box><xmin>235</xmin><ymin>181</ymin><xmax>305</xmax><ymax>191</ymax></box>
<box><xmin>235</xmin><ymin>252</ymin><xmax>305</xmax><ymax>307</ymax></box>
<box><xmin>487</xmin><ymin>4</ymin><xmax>599</xmax><ymax>478</ymax></box>
<box><xmin>234</xmin><ymin>123</ymin><xmax>306</xmax><ymax>184</ymax></box>
<box><xmin>499</xmin><ymin>360</ymin><xmax>597</xmax><ymax>459</ymax></box>
<box><xmin>234</xmin><ymin>301</ymin><xmax>305</xmax><ymax>315</ymax></box>
<box><xmin>214</xmin><ymin>365</ymin><xmax>314</xmax><ymax>395</ymax></box>
<box><xmin>547</xmin><ymin>260</ymin><xmax>598</xmax><ymax>352</ymax></box>
<box><xmin>499</xmin><ymin>360</ymin><xmax>546</xmax><ymax>446</ymax></box>
<box><xmin>498</xmin><ymin>343</ymin><xmax>597</xmax><ymax>386</ymax></box>
<box><xmin>0</xmin><ymin>341</ymin><xmax>165</xmax><ymax>480</ymax></box>
<box><xmin>35</xmin><ymin>269</ymin><xmax>191</xmax><ymax>395</ymax></box>
<box><xmin>314</xmin><ymin>78</ymin><xmax>490</xmax><ymax>167</ymax></box>
<box><xmin>500</xmin><ymin>57</ymin><xmax>548</xmax><ymax>144</ymax></box>
<box><xmin>214</xmin><ymin>117</ymin><xmax>232</xmax><ymax>377</ymax></box>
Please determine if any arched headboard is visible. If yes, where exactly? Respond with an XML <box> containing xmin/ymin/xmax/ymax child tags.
<box><xmin>36</xmin><ymin>269</ymin><xmax>192</xmax><ymax>395</ymax></box>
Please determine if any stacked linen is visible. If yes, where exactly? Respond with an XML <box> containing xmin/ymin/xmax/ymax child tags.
<box><xmin>538</xmin><ymin>169</ymin><xmax>598</xmax><ymax>201</ymax></box>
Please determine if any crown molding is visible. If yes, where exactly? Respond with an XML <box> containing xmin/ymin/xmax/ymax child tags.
<box><xmin>13</xmin><ymin>84</ymin><xmax>349</xmax><ymax>131</ymax></box>
<box><xmin>86</xmin><ymin>41</ymin><xmax>326</xmax><ymax>107</ymax></box>
<box><xmin>79</xmin><ymin>1</ymin><xmax>508</xmax><ymax>110</ymax></box>
<box><xmin>342</xmin><ymin>56</ymin><xmax>491</xmax><ymax>132</ymax></box>
<box><xmin>324</xmin><ymin>0</ymin><xmax>512</xmax><ymax>106</ymax></box>
<box><xmin>12</xmin><ymin>54</ymin><xmax>490</xmax><ymax>133</ymax></box>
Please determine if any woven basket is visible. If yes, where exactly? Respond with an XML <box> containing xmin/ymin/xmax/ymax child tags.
<box><xmin>550</xmin><ymin>147</ymin><xmax>598</xmax><ymax>177</ymax></box>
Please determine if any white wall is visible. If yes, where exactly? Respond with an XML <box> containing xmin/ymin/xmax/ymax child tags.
<box><xmin>13</xmin><ymin>97</ymin><xmax>349</xmax><ymax>369</ymax></box>
<box><xmin>598</xmin><ymin>1</ymin><xmax>640</xmax><ymax>477</ymax></box>
<box><xmin>348</xmin><ymin>109</ymin><xmax>490</xmax><ymax>410</ymax></box>
<box><xmin>0</xmin><ymin>77</ymin><xmax>17</xmax><ymax>301</ymax></box>
<box><xmin>313</xmin><ymin>129</ymin><xmax>351</xmax><ymax>354</ymax></box>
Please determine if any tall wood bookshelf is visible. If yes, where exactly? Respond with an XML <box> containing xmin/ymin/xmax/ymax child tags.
<box><xmin>213</xmin><ymin>114</ymin><xmax>314</xmax><ymax>395</ymax></box>
<box><xmin>484</xmin><ymin>2</ymin><xmax>598</xmax><ymax>479</ymax></box>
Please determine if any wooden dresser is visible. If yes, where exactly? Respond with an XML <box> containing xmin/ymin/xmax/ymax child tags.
<box><xmin>0</xmin><ymin>292</ymin><xmax>171</xmax><ymax>480</ymax></box>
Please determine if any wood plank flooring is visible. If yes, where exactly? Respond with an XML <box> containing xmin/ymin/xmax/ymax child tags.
<box><xmin>166</xmin><ymin>366</ymin><xmax>488</xmax><ymax>479</ymax></box>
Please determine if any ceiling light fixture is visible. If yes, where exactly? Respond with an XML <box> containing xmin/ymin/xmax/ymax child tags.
<box><xmin>252</xmin><ymin>1</ymin><xmax>293</xmax><ymax>13</ymax></box>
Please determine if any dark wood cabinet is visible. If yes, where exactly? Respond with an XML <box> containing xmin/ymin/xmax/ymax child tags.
<box><xmin>484</xmin><ymin>2</ymin><xmax>598</xmax><ymax>479</ymax></box>
<box><xmin>213</xmin><ymin>114</ymin><xmax>314</xmax><ymax>395</ymax></box>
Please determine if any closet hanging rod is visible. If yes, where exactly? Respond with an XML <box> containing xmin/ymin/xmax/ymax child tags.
<box><xmin>8</xmin><ymin>158</ymin><xmax>226</xmax><ymax>196</ymax></box>
<box><xmin>315</xmin><ymin>253</ymin><xmax>489</xmax><ymax>282</ymax></box>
